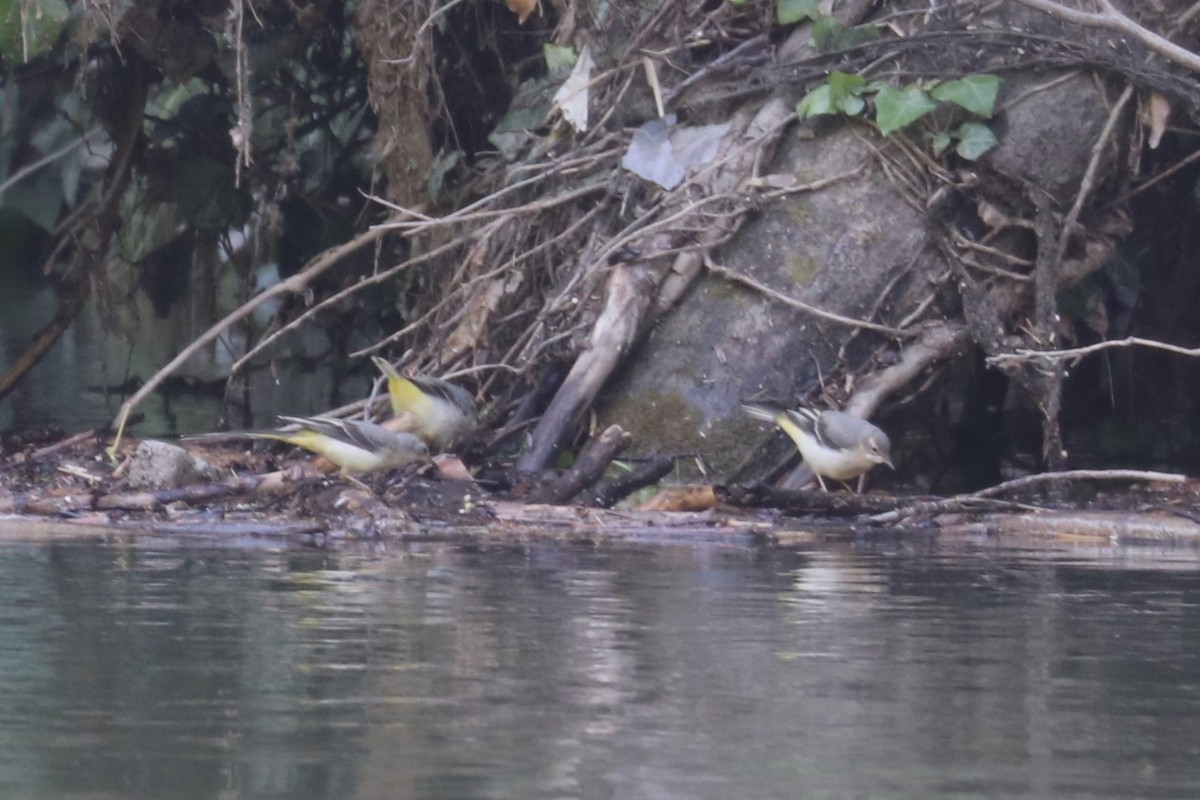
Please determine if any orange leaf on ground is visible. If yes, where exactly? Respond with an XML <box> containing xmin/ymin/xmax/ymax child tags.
<box><xmin>638</xmin><ymin>485</ymin><xmax>717</xmax><ymax>512</ymax></box>
<box><xmin>506</xmin><ymin>0</ymin><xmax>538</xmax><ymax>24</ymax></box>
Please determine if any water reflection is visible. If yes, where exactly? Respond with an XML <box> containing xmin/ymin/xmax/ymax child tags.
<box><xmin>0</xmin><ymin>533</ymin><xmax>1198</xmax><ymax>799</ymax></box>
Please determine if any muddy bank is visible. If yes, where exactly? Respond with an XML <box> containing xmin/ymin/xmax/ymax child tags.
<box><xmin>3</xmin><ymin>430</ymin><xmax>1198</xmax><ymax>548</ymax></box>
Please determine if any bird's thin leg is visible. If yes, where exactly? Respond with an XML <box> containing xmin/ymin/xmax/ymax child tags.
<box><xmin>856</xmin><ymin>473</ymin><xmax>866</xmax><ymax>494</ymax></box>
<box><xmin>814</xmin><ymin>473</ymin><xmax>830</xmax><ymax>492</ymax></box>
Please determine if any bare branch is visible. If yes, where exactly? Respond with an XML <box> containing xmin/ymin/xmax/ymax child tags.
<box><xmin>968</xmin><ymin>468</ymin><xmax>1189</xmax><ymax>498</ymax></box>
<box><xmin>108</xmin><ymin>226</ymin><xmax>389</xmax><ymax>447</ymax></box>
<box><xmin>1012</xmin><ymin>0</ymin><xmax>1200</xmax><ymax>73</ymax></box>
<box><xmin>988</xmin><ymin>335</ymin><xmax>1200</xmax><ymax>366</ymax></box>
<box><xmin>870</xmin><ymin>468</ymin><xmax>1190</xmax><ymax>524</ymax></box>
<box><xmin>705</xmin><ymin>257</ymin><xmax>915</xmax><ymax>339</ymax></box>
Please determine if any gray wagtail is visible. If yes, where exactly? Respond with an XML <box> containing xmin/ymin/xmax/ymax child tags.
<box><xmin>187</xmin><ymin>415</ymin><xmax>429</xmax><ymax>474</ymax></box>
<box><xmin>371</xmin><ymin>356</ymin><xmax>477</xmax><ymax>450</ymax></box>
<box><xmin>743</xmin><ymin>404</ymin><xmax>893</xmax><ymax>492</ymax></box>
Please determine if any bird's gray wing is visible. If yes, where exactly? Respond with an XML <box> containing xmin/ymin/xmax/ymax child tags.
<box><xmin>813</xmin><ymin>410</ymin><xmax>877</xmax><ymax>450</ymax></box>
<box><xmin>350</xmin><ymin>422</ymin><xmax>428</xmax><ymax>457</ymax></box>
<box><xmin>784</xmin><ymin>408</ymin><xmax>820</xmax><ymax>438</ymax></box>
<box><xmin>277</xmin><ymin>416</ymin><xmax>370</xmax><ymax>448</ymax></box>
<box><xmin>409</xmin><ymin>375</ymin><xmax>478</xmax><ymax>417</ymax></box>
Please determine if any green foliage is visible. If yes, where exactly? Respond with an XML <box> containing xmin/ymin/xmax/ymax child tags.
<box><xmin>796</xmin><ymin>84</ymin><xmax>835</xmax><ymax>117</ymax></box>
<box><xmin>776</xmin><ymin>0</ymin><xmax>820</xmax><ymax>25</ymax></box>
<box><xmin>775</xmin><ymin>1</ymin><xmax>1001</xmax><ymax>160</ymax></box>
<box><xmin>873</xmin><ymin>84</ymin><xmax>937</xmax><ymax>134</ymax></box>
<box><xmin>543</xmin><ymin>44</ymin><xmax>577</xmax><ymax>79</ymax></box>
<box><xmin>0</xmin><ymin>0</ymin><xmax>72</xmax><ymax>65</ymax></box>
<box><xmin>931</xmin><ymin>75</ymin><xmax>1001</xmax><ymax>118</ymax></box>
<box><xmin>828</xmin><ymin>70</ymin><xmax>866</xmax><ymax>115</ymax></box>
<box><xmin>797</xmin><ymin>68</ymin><xmax>1003</xmax><ymax>160</ymax></box>
<box><xmin>953</xmin><ymin>121</ymin><xmax>999</xmax><ymax>160</ymax></box>
<box><xmin>797</xmin><ymin>70</ymin><xmax>866</xmax><ymax>118</ymax></box>
<box><xmin>930</xmin><ymin>131</ymin><xmax>952</xmax><ymax>156</ymax></box>
<box><xmin>0</xmin><ymin>91</ymin><xmax>93</xmax><ymax>232</ymax></box>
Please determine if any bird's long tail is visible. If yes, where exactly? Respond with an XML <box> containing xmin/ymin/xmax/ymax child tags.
<box><xmin>741</xmin><ymin>403</ymin><xmax>785</xmax><ymax>425</ymax></box>
<box><xmin>372</xmin><ymin>356</ymin><xmax>431</xmax><ymax>416</ymax></box>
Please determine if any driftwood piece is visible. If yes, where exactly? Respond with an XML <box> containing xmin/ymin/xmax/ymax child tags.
<box><xmin>529</xmin><ymin>424</ymin><xmax>632</xmax><ymax>504</ymax></box>
<box><xmin>518</xmin><ymin>268</ymin><xmax>655</xmax><ymax>472</ymax></box>
<box><xmin>939</xmin><ymin>510</ymin><xmax>1200</xmax><ymax>543</ymax></box>
<box><xmin>25</xmin><ymin>429</ymin><xmax>102</xmax><ymax>463</ymax></box>
<box><xmin>847</xmin><ymin>322</ymin><xmax>969</xmax><ymax>417</ymax></box>
<box><xmin>586</xmin><ymin>454</ymin><xmax>677</xmax><ymax>508</ymax></box>
<box><xmin>94</xmin><ymin>475</ymin><xmax>285</xmax><ymax>511</ymax></box>
<box><xmin>719</xmin><ymin>483</ymin><xmax>911</xmax><ymax>517</ymax></box>
<box><xmin>484</xmin><ymin>500</ymin><xmax>769</xmax><ymax>544</ymax></box>
<box><xmin>0</xmin><ymin>472</ymin><xmax>296</xmax><ymax>517</ymax></box>
<box><xmin>869</xmin><ymin>469</ymin><xmax>1193</xmax><ymax>525</ymax></box>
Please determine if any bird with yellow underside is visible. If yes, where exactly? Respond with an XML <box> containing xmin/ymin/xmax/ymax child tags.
<box><xmin>371</xmin><ymin>356</ymin><xmax>477</xmax><ymax>451</ymax></box>
<box><xmin>185</xmin><ymin>415</ymin><xmax>429</xmax><ymax>474</ymax></box>
<box><xmin>743</xmin><ymin>403</ymin><xmax>893</xmax><ymax>493</ymax></box>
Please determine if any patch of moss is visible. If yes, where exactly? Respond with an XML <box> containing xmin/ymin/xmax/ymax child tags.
<box><xmin>785</xmin><ymin>197</ymin><xmax>813</xmax><ymax>225</ymax></box>
<box><xmin>605</xmin><ymin>388</ymin><xmax>702</xmax><ymax>454</ymax></box>
<box><xmin>786</xmin><ymin>251</ymin><xmax>822</xmax><ymax>286</ymax></box>
<box><xmin>702</xmin><ymin>273</ymin><xmax>742</xmax><ymax>300</ymax></box>
<box><xmin>699</xmin><ymin>417</ymin><xmax>770</xmax><ymax>477</ymax></box>
<box><xmin>604</xmin><ymin>387</ymin><xmax>771</xmax><ymax>481</ymax></box>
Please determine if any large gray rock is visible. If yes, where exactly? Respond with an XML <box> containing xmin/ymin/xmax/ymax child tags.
<box><xmin>598</xmin><ymin>126</ymin><xmax>939</xmax><ymax>476</ymax></box>
<box><xmin>987</xmin><ymin>71</ymin><xmax>1115</xmax><ymax>203</ymax></box>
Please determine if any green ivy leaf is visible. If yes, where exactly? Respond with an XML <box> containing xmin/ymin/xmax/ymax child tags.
<box><xmin>796</xmin><ymin>84</ymin><xmax>835</xmax><ymax>118</ymax></box>
<box><xmin>777</xmin><ymin>0</ymin><xmax>819</xmax><ymax>25</ymax></box>
<box><xmin>0</xmin><ymin>0</ymin><xmax>71</xmax><ymax>65</ymax></box>
<box><xmin>930</xmin><ymin>131</ymin><xmax>952</xmax><ymax>156</ymax></box>
<box><xmin>931</xmin><ymin>75</ymin><xmax>1001</xmax><ymax>118</ymax></box>
<box><xmin>543</xmin><ymin>44</ymin><xmax>577</xmax><ymax>79</ymax></box>
<box><xmin>874</xmin><ymin>84</ymin><xmax>936</xmax><ymax>135</ymax></box>
<box><xmin>841</xmin><ymin>95</ymin><xmax>865</xmax><ymax>116</ymax></box>
<box><xmin>828</xmin><ymin>70</ymin><xmax>865</xmax><ymax>106</ymax></box>
<box><xmin>955</xmin><ymin>121</ymin><xmax>999</xmax><ymax>160</ymax></box>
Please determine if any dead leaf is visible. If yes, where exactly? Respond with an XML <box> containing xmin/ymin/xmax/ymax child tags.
<box><xmin>621</xmin><ymin>114</ymin><xmax>731</xmax><ymax>190</ymax></box>
<box><xmin>433</xmin><ymin>454</ymin><xmax>474</xmax><ymax>480</ymax></box>
<box><xmin>976</xmin><ymin>198</ymin><xmax>1010</xmax><ymax>230</ymax></box>
<box><xmin>1146</xmin><ymin>90</ymin><xmax>1171</xmax><ymax>150</ymax></box>
<box><xmin>638</xmin><ymin>484</ymin><xmax>717</xmax><ymax>512</ymax></box>
<box><xmin>441</xmin><ymin>277</ymin><xmax>509</xmax><ymax>363</ymax></box>
<box><xmin>552</xmin><ymin>44</ymin><xmax>593</xmax><ymax>133</ymax></box>
<box><xmin>505</xmin><ymin>0</ymin><xmax>538</xmax><ymax>24</ymax></box>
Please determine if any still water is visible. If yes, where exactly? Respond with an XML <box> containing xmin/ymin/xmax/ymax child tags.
<box><xmin>0</xmin><ymin>531</ymin><xmax>1199</xmax><ymax>800</ymax></box>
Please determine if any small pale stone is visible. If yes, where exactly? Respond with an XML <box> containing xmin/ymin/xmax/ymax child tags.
<box><xmin>127</xmin><ymin>440</ymin><xmax>221</xmax><ymax>490</ymax></box>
